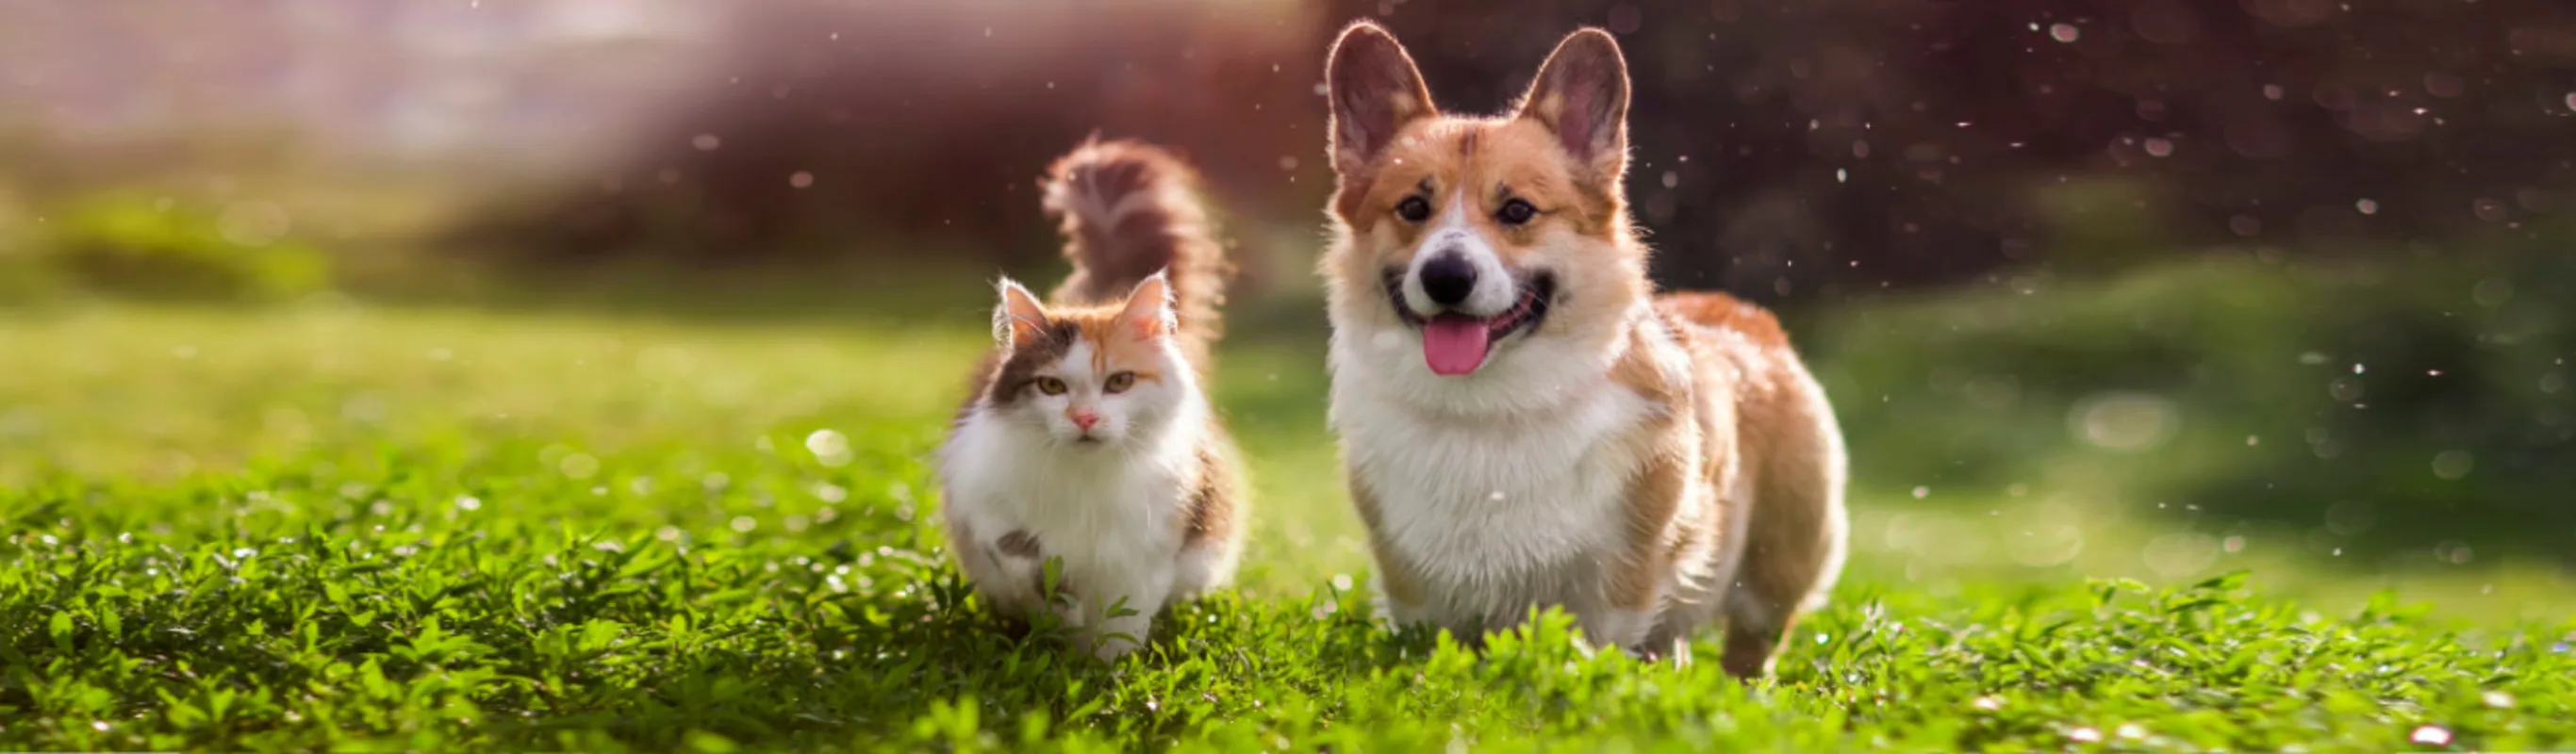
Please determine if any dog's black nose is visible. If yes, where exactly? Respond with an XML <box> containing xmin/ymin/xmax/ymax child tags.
<box><xmin>1417</xmin><ymin>252</ymin><xmax>1478</xmax><ymax>307</ymax></box>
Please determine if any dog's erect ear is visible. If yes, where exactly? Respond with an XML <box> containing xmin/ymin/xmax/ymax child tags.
<box><xmin>1516</xmin><ymin>28</ymin><xmax>1630</xmax><ymax>179</ymax></box>
<box><xmin>1325</xmin><ymin>21</ymin><xmax>1436</xmax><ymax>177</ymax></box>
<box><xmin>993</xmin><ymin>278</ymin><xmax>1051</xmax><ymax>349</ymax></box>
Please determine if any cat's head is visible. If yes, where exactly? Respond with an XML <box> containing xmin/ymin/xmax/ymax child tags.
<box><xmin>979</xmin><ymin>273</ymin><xmax>1194</xmax><ymax>446</ymax></box>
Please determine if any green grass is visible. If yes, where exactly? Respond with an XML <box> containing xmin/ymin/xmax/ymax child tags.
<box><xmin>3</xmin><ymin>302</ymin><xmax>2572</xmax><ymax>751</ymax></box>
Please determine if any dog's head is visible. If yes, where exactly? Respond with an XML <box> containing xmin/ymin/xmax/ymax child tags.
<box><xmin>1320</xmin><ymin>22</ymin><xmax>1648</xmax><ymax>381</ymax></box>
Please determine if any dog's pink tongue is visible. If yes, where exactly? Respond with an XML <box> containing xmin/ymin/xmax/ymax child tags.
<box><xmin>1422</xmin><ymin>317</ymin><xmax>1491</xmax><ymax>376</ymax></box>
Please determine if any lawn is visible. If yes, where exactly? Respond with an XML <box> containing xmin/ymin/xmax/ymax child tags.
<box><xmin>2</xmin><ymin>297</ymin><xmax>2571</xmax><ymax>751</ymax></box>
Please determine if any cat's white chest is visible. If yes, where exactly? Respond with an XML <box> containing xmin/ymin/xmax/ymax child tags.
<box><xmin>940</xmin><ymin>420</ymin><xmax>1187</xmax><ymax>576</ymax></box>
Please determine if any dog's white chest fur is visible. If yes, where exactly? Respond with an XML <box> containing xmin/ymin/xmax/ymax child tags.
<box><xmin>1329</xmin><ymin>327</ymin><xmax>1653</xmax><ymax>627</ymax></box>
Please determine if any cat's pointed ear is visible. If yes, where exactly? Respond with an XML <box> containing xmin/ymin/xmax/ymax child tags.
<box><xmin>1514</xmin><ymin>27</ymin><xmax>1630</xmax><ymax>179</ymax></box>
<box><xmin>1115</xmin><ymin>272</ymin><xmax>1175</xmax><ymax>341</ymax></box>
<box><xmin>1326</xmin><ymin>21</ymin><xmax>1435</xmax><ymax>177</ymax></box>
<box><xmin>993</xmin><ymin>278</ymin><xmax>1050</xmax><ymax>349</ymax></box>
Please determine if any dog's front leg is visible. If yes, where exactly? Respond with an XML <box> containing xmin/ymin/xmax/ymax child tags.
<box><xmin>1579</xmin><ymin>571</ymin><xmax>1663</xmax><ymax>654</ymax></box>
<box><xmin>1591</xmin><ymin>439</ymin><xmax>1694</xmax><ymax>657</ymax></box>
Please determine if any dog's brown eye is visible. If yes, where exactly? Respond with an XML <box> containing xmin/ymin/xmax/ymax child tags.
<box><xmin>1395</xmin><ymin>196</ymin><xmax>1431</xmax><ymax>222</ymax></box>
<box><xmin>1497</xmin><ymin>199</ymin><xmax>1537</xmax><ymax>226</ymax></box>
<box><xmin>1103</xmin><ymin>371</ymin><xmax>1135</xmax><ymax>394</ymax></box>
<box><xmin>1035</xmin><ymin>377</ymin><xmax>1068</xmax><ymax>396</ymax></box>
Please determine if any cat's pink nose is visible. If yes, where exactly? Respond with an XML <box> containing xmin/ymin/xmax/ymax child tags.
<box><xmin>1069</xmin><ymin>411</ymin><xmax>1099</xmax><ymax>431</ymax></box>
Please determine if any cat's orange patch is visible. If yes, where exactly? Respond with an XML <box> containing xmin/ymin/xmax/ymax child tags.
<box><xmin>1059</xmin><ymin>309</ymin><xmax>1171</xmax><ymax>384</ymax></box>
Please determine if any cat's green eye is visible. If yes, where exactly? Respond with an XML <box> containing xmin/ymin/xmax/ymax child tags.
<box><xmin>1103</xmin><ymin>371</ymin><xmax>1136</xmax><ymax>394</ymax></box>
<box><xmin>1035</xmin><ymin>377</ymin><xmax>1068</xmax><ymax>396</ymax></box>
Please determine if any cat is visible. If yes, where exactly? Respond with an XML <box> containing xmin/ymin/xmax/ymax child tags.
<box><xmin>936</xmin><ymin>138</ymin><xmax>1247</xmax><ymax>661</ymax></box>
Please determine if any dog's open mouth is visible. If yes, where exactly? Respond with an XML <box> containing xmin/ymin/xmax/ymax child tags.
<box><xmin>1384</xmin><ymin>271</ymin><xmax>1555</xmax><ymax>376</ymax></box>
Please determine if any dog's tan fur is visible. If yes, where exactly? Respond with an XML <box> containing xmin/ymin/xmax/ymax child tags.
<box><xmin>1318</xmin><ymin>21</ymin><xmax>1848</xmax><ymax>677</ymax></box>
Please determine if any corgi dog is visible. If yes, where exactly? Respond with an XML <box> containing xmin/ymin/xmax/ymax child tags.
<box><xmin>1317</xmin><ymin>22</ymin><xmax>1848</xmax><ymax>677</ymax></box>
<box><xmin>937</xmin><ymin>139</ymin><xmax>1246</xmax><ymax>660</ymax></box>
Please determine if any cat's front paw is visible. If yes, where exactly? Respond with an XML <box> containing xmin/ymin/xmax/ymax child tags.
<box><xmin>994</xmin><ymin>530</ymin><xmax>1042</xmax><ymax>559</ymax></box>
<box><xmin>1625</xmin><ymin>636</ymin><xmax>1692</xmax><ymax>668</ymax></box>
<box><xmin>1084</xmin><ymin>615</ymin><xmax>1152</xmax><ymax>662</ymax></box>
<box><xmin>1088</xmin><ymin>635</ymin><xmax>1139</xmax><ymax>661</ymax></box>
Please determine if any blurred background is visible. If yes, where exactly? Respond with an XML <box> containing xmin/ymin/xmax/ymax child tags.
<box><xmin>1</xmin><ymin>0</ymin><xmax>2570</xmax><ymax>617</ymax></box>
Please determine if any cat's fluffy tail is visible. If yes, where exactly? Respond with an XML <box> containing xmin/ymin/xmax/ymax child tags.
<box><xmin>1041</xmin><ymin>137</ymin><xmax>1233</xmax><ymax>367</ymax></box>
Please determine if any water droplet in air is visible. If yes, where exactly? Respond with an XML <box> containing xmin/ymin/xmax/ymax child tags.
<box><xmin>455</xmin><ymin>496</ymin><xmax>482</xmax><ymax>511</ymax></box>
<box><xmin>2355</xmin><ymin>199</ymin><xmax>2378</xmax><ymax>215</ymax></box>
<box><xmin>2432</xmin><ymin>451</ymin><xmax>2473</xmax><ymax>480</ymax></box>
<box><xmin>2070</xmin><ymin>727</ymin><xmax>2103</xmax><ymax>744</ymax></box>
<box><xmin>2472</xmin><ymin>278</ymin><xmax>2512</xmax><ymax>307</ymax></box>
<box><xmin>2070</xmin><ymin>392</ymin><xmax>2179</xmax><ymax>451</ymax></box>
<box><xmin>806</xmin><ymin>429</ymin><xmax>851</xmax><ymax>466</ymax></box>
<box><xmin>2408</xmin><ymin>725</ymin><xmax>2452</xmax><ymax>746</ymax></box>
<box><xmin>2143</xmin><ymin>533</ymin><xmax>2220</xmax><ymax>577</ymax></box>
<box><xmin>558</xmin><ymin>453</ymin><xmax>601</xmax><ymax>480</ymax></box>
<box><xmin>1972</xmin><ymin>696</ymin><xmax>2004</xmax><ymax>711</ymax></box>
<box><xmin>1911</xmin><ymin>486</ymin><xmax>1930</xmax><ymax>500</ymax></box>
<box><xmin>2482</xmin><ymin>690</ymin><xmax>2515</xmax><ymax>709</ymax></box>
<box><xmin>2049</xmin><ymin>24</ymin><xmax>2081</xmax><ymax>42</ymax></box>
<box><xmin>2143</xmin><ymin>138</ymin><xmax>2173</xmax><ymax>157</ymax></box>
<box><xmin>789</xmin><ymin>172</ymin><xmax>815</xmax><ymax>188</ymax></box>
